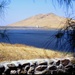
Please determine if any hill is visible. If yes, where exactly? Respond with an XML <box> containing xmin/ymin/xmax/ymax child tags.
<box><xmin>8</xmin><ymin>13</ymin><xmax>66</xmax><ymax>29</ymax></box>
<box><xmin>0</xmin><ymin>43</ymin><xmax>72</xmax><ymax>62</ymax></box>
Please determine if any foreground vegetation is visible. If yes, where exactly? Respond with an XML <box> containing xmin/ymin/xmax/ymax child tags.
<box><xmin>0</xmin><ymin>43</ymin><xmax>73</xmax><ymax>62</ymax></box>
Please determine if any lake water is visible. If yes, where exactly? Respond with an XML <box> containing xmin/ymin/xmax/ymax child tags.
<box><xmin>0</xmin><ymin>28</ymin><xmax>74</xmax><ymax>52</ymax></box>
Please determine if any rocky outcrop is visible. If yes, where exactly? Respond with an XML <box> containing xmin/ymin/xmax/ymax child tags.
<box><xmin>0</xmin><ymin>58</ymin><xmax>75</xmax><ymax>75</ymax></box>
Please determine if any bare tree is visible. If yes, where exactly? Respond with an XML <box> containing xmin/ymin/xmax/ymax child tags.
<box><xmin>0</xmin><ymin>0</ymin><xmax>11</xmax><ymax>42</ymax></box>
<box><xmin>0</xmin><ymin>0</ymin><xmax>10</xmax><ymax>18</ymax></box>
<box><xmin>52</xmin><ymin>0</ymin><xmax>75</xmax><ymax>55</ymax></box>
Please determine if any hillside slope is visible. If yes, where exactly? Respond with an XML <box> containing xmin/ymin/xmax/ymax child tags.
<box><xmin>8</xmin><ymin>13</ymin><xmax>66</xmax><ymax>29</ymax></box>
<box><xmin>0</xmin><ymin>43</ymin><xmax>72</xmax><ymax>62</ymax></box>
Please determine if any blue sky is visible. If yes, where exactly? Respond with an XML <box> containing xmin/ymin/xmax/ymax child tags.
<box><xmin>0</xmin><ymin>0</ymin><xmax>75</xmax><ymax>26</ymax></box>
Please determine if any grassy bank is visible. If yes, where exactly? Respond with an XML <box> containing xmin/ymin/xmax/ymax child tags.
<box><xmin>0</xmin><ymin>43</ymin><xmax>73</xmax><ymax>62</ymax></box>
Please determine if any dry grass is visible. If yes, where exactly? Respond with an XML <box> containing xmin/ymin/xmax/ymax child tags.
<box><xmin>0</xmin><ymin>43</ymin><xmax>73</xmax><ymax>62</ymax></box>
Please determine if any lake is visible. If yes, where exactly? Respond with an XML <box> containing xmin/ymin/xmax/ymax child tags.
<box><xmin>0</xmin><ymin>27</ymin><xmax>74</xmax><ymax>52</ymax></box>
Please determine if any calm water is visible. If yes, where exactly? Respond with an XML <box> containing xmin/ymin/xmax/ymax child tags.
<box><xmin>0</xmin><ymin>28</ymin><xmax>73</xmax><ymax>52</ymax></box>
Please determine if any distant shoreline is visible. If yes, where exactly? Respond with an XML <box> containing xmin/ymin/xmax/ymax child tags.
<box><xmin>0</xmin><ymin>26</ymin><xmax>59</xmax><ymax>30</ymax></box>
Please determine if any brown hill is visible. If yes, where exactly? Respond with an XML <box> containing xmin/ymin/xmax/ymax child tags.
<box><xmin>8</xmin><ymin>13</ymin><xmax>66</xmax><ymax>29</ymax></box>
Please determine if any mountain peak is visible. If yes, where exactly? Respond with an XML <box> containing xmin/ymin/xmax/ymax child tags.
<box><xmin>46</xmin><ymin>13</ymin><xmax>57</xmax><ymax>16</ymax></box>
<box><xmin>30</xmin><ymin>13</ymin><xmax>58</xmax><ymax>19</ymax></box>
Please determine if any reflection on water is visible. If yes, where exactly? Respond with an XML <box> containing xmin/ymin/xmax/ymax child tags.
<box><xmin>0</xmin><ymin>28</ymin><xmax>73</xmax><ymax>52</ymax></box>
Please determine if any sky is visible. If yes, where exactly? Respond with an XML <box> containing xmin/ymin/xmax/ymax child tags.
<box><xmin>0</xmin><ymin>0</ymin><xmax>75</xmax><ymax>26</ymax></box>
